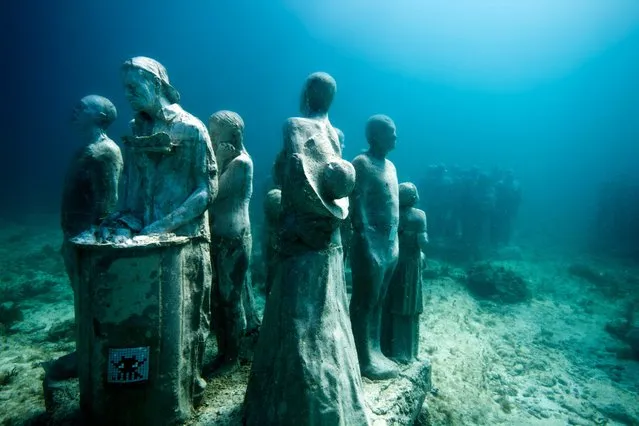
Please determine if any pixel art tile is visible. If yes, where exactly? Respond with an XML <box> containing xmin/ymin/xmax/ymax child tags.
<box><xmin>107</xmin><ymin>346</ymin><xmax>150</xmax><ymax>383</ymax></box>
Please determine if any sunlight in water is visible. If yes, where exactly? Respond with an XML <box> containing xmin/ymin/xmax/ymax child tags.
<box><xmin>285</xmin><ymin>0</ymin><xmax>639</xmax><ymax>89</ymax></box>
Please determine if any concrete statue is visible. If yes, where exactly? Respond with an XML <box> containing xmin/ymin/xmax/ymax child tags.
<box><xmin>383</xmin><ymin>182</ymin><xmax>429</xmax><ymax>363</ymax></box>
<box><xmin>243</xmin><ymin>72</ymin><xmax>370</xmax><ymax>426</ymax></box>
<box><xmin>70</xmin><ymin>56</ymin><xmax>217</xmax><ymax>425</ymax></box>
<box><xmin>349</xmin><ymin>114</ymin><xmax>401</xmax><ymax>380</ymax></box>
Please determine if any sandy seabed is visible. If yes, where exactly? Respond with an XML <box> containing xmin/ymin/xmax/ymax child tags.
<box><xmin>0</xmin><ymin>215</ymin><xmax>638</xmax><ymax>426</ymax></box>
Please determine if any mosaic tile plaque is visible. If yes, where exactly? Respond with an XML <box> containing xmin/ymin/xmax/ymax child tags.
<box><xmin>107</xmin><ymin>346</ymin><xmax>150</xmax><ymax>384</ymax></box>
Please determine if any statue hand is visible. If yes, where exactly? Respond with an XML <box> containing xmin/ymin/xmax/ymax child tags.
<box><xmin>140</xmin><ymin>221</ymin><xmax>167</xmax><ymax>236</ymax></box>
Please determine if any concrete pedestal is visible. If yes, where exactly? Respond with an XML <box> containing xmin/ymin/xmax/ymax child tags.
<box><xmin>71</xmin><ymin>235</ymin><xmax>210</xmax><ymax>426</ymax></box>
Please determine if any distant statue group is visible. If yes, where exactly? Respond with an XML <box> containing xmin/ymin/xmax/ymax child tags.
<box><xmin>61</xmin><ymin>57</ymin><xmax>431</xmax><ymax>425</ymax></box>
<box><xmin>419</xmin><ymin>163</ymin><xmax>521</xmax><ymax>259</ymax></box>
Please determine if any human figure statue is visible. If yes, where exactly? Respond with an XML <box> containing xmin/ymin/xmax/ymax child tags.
<box><xmin>207</xmin><ymin>110</ymin><xmax>259</xmax><ymax>373</ymax></box>
<box><xmin>244</xmin><ymin>72</ymin><xmax>370</xmax><ymax>426</ymax></box>
<box><xmin>349</xmin><ymin>114</ymin><xmax>400</xmax><ymax>380</ymax></box>
<box><xmin>492</xmin><ymin>169</ymin><xmax>521</xmax><ymax>246</ymax></box>
<box><xmin>61</xmin><ymin>95</ymin><xmax>123</xmax><ymax>287</ymax></box>
<box><xmin>113</xmin><ymin>56</ymin><xmax>217</xmax><ymax>403</ymax></box>
<box><xmin>262</xmin><ymin>187</ymin><xmax>282</xmax><ymax>295</ymax></box>
<box><xmin>464</xmin><ymin>171</ymin><xmax>495</xmax><ymax>259</ymax></box>
<box><xmin>382</xmin><ymin>182</ymin><xmax>428</xmax><ymax>363</ymax></box>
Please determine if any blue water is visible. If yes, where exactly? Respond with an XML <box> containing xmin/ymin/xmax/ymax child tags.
<box><xmin>3</xmin><ymin>0</ymin><xmax>639</xmax><ymax>251</ymax></box>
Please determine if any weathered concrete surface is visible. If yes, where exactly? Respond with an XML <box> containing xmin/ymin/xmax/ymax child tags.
<box><xmin>364</xmin><ymin>359</ymin><xmax>432</xmax><ymax>426</ymax></box>
<box><xmin>45</xmin><ymin>359</ymin><xmax>431</xmax><ymax>425</ymax></box>
<box><xmin>71</xmin><ymin>236</ymin><xmax>211</xmax><ymax>426</ymax></box>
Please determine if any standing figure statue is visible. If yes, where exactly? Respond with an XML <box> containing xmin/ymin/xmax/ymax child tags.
<box><xmin>61</xmin><ymin>95</ymin><xmax>123</xmax><ymax>287</ymax></box>
<box><xmin>244</xmin><ymin>72</ymin><xmax>370</xmax><ymax>426</ymax></box>
<box><xmin>491</xmin><ymin>169</ymin><xmax>521</xmax><ymax>246</ymax></box>
<box><xmin>117</xmin><ymin>56</ymin><xmax>217</xmax><ymax>403</ymax></box>
<box><xmin>382</xmin><ymin>182</ymin><xmax>428</xmax><ymax>363</ymax></box>
<box><xmin>349</xmin><ymin>114</ymin><xmax>400</xmax><ymax>380</ymax></box>
<box><xmin>208</xmin><ymin>110</ymin><xmax>259</xmax><ymax>373</ymax></box>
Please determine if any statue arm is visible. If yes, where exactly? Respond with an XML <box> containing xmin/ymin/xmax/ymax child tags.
<box><xmin>349</xmin><ymin>156</ymin><xmax>369</xmax><ymax>233</ymax></box>
<box><xmin>141</xmin><ymin>128</ymin><xmax>217</xmax><ymax>235</ymax></box>
<box><xmin>91</xmin><ymin>149</ymin><xmax>123</xmax><ymax>222</ymax></box>
<box><xmin>216</xmin><ymin>157</ymin><xmax>251</xmax><ymax>202</ymax></box>
<box><xmin>417</xmin><ymin>210</ymin><xmax>429</xmax><ymax>253</ymax></box>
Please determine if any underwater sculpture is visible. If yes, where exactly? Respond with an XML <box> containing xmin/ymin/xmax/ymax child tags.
<box><xmin>243</xmin><ymin>72</ymin><xmax>370</xmax><ymax>425</ymax></box>
<box><xmin>262</xmin><ymin>187</ymin><xmax>282</xmax><ymax>295</ymax></box>
<box><xmin>60</xmin><ymin>95</ymin><xmax>122</xmax><ymax>288</ymax></box>
<box><xmin>382</xmin><ymin>182</ymin><xmax>429</xmax><ymax>363</ymax></box>
<box><xmin>207</xmin><ymin>110</ymin><xmax>259</xmax><ymax>373</ymax></box>
<box><xmin>349</xmin><ymin>114</ymin><xmax>401</xmax><ymax>380</ymax></box>
<box><xmin>70</xmin><ymin>56</ymin><xmax>217</xmax><ymax>425</ymax></box>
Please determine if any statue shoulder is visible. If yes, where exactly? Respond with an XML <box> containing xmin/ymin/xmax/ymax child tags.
<box><xmin>386</xmin><ymin>158</ymin><xmax>397</xmax><ymax>172</ymax></box>
<box><xmin>172</xmin><ymin>111</ymin><xmax>210</xmax><ymax>142</ymax></box>
<box><xmin>402</xmin><ymin>207</ymin><xmax>427</xmax><ymax>232</ymax></box>
<box><xmin>351</xmin><ymin>152</ymin><xmax>371</xmax><ymax>168</ymax></box>
<box><xmin>413</xmin><ymin>208</ymin><xmax>428</xmax><ymax>231</ymax></box>
<box><xmin>227</xmin><ymin>154</ymin><xmax>253</xmax><ymax>173</ymax></box>
<box><xmin>283</xmin><ymin>116</ymin><xmax>318</xmax><ymax>137</ymax></box>
<box><xmin>89</xmin><ymin>138</ymin><xmax>123</xmax><ymax>164</ymax></box>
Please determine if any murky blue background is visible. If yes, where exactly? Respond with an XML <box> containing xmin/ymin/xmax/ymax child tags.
<box><xmin>4</xmin><ymin>0</ymin><xmax>639</xmax><ymax>248</ymax></box>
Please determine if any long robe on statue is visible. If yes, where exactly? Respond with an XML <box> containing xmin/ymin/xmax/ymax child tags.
<box><xmin>243</xmin><ymin>117</ymin><xmax>369</xmax><ymax>426</ymax></box>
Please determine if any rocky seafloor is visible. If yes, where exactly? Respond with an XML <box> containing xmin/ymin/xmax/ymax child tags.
<box><xmin>1</xmin><ymin>214</ymin><xmax>638</xmax><ymax>425</ymax></box>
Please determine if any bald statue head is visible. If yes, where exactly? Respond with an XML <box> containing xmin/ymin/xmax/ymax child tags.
<box><xmin>71</xmin><ymin>95</ymin><xmax>117</xmax><ymax>132</ymax></box>
<box><xmin>399</xmin><ymin>182</ymin><xmax>419</xmax><ymax>208</ymax></box>
<box><xmin>300</xmin><ymin>72</ymin><xmax>336</xmax><ymax>117</ymax></box>
<box><xmin>365</xmin><ymin>114</ymin><xmax>397</xmax><ymax>155</ymax></box>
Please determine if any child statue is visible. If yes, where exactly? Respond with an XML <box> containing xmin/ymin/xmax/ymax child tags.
<box><xmin>383</xmin><ymin>182</ymin><xmax>429</xmax><ymax>363</ymax></box>
<box><xmin>208</xmin><ymin>110</ymin><xmax>259</xmax><ymax>373</ymax></box>
<box><xmin>61</xmin><ymin>95</ymin><xmax>122</xmax><ymax>287</ymax></box>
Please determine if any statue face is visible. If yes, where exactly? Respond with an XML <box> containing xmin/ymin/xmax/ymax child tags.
<box><xmin>71</xmin><ymin>96</ymin><xmax>113</xmax><ymax>131</ymax></box>
<box><xmin>71</xmin><ymin>100</ymin><xmax>97</xmax><ymax>129</ymax></box>
<box><xmin>123</xmin><ymin>68</ymin><xmax>157</xmax><ymax>113</ymax></box>
<box><xmin>372</xmin><ymin>123</ymin><xmax>397</xmax><ymax>153</ymax></box>
<box><xmin>208</xmin><ymin>121</ymin><xmax>237</xmax><ymax>160</ymax></box>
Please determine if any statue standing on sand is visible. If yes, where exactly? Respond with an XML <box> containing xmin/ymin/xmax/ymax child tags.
<box><xmin>207</xmin><ymin>110</ymin><xmax>259</xmax><ymax>373</ymax></box>
<box><xmin>382</xmin><ymin>182</ymin><xmax>428</xmax><ymax>363</ymax></box>
<box><xmin>349</xmin><ymin>114</ymin><xmax>400</xmax><ymax>380</ymax></box>
<box><xmin>70</xmin><ymin>57</ymin><xmax>217</xmax><ymax>425</ymax></box>
<box><xmin>244</xmin><ymin>72</ymin><xmax>370</xmax><ymax>426</ymax></box>
<box><xmin>61</xmin><ymin>95</ymin><xmax>122</xmax><ymax>287</ymax></box>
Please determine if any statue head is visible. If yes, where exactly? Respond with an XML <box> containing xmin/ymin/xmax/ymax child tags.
<box><xmin>365</xmin><ymin>115</ymin><xmax>396</xmax><ymax>155</ymax></box>
<box><xmin>208</xmin><ymin>110</ymin><xmax>245</xmax><ymax>160</ymax></box>
<box><xmin>71</xmin><ymin>95</ymin><xmax>117</xmax><ymax>132</ymax></box>
<box><xmin>121</xmin><ymin>56</ymin><xmax>180</xmax><ymax>114</ymax></box>
<box><xmin>300</xmin><ymin>72</ymin><xmax>336</xmax><ymax>117</ymax></box>
<box><xmin>399</xmin><ymin>182</ymin><xmax>419</xmax><ymax>208</ymax></box>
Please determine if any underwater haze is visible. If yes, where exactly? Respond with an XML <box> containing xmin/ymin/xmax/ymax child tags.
<box><xmin>3</xmin><ymin>0</ymin><xmax>639</xmax><ymax>249</ymax></box>
<box><xmin>3</xmin><ymin>1</ymin><xmax>639</xmax><ymax>425</ymax></box>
